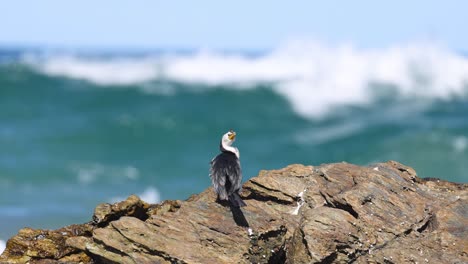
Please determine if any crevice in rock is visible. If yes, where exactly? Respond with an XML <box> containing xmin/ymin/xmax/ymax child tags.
<box><xmin>351</xmin><ymin>175</ymin><xmax>358</xmax><ymax>186</ymax></box>
<box><xmin>403</xmin><ymin>227</ymin><xmax>413</xmax><ymax>235</ymax></box>
<box><xmin>141</xmin><ymin>247</ymin><xmax>188</xmax><ymax>264</ymax></box>
<box><xmin>267</xmin><ymin>243</ymin><xmax>286</xmax><ymax>264</ymax></box>
<box><xmin>347</xmin><ymin>249</ymin><xmax>368</xmax><ymax>263</ymax></box>
<box><xmin>247</xmin><ymin>225</ymin><xmax>288</xmax><ymax>264</ymax></box>
<box><xmin>91</xmin><ymin>238</ymin><xmax>131</xmax><ymax>263</ymax></box>
<box><xmin>88</xmin><ymin>253</ymin><xmax>121</xmax><ymax>264</ymax></box>
<box><xmin>258</xmin><ymin>225</ymin><xmax>287</xmax><ymax>241</ymax></box>
<box><xmin>318</xmin><ymin>190</ymin><xmax>336</xmax><ymax>208</ymax></box>
<box><xmin>335</xmin><ymin>242</ymin><xmax>351</xmax><ymax>251</ymax></box>
<box><xmin>361</xmin><ymin>195</ymin><xmax>375</xmax><ymax>205</ymax></box>
<box><xmin>300</xmin><ymin>228</ymin><xmax>313</xmax><ymax>260</ymax></box>
<box><xmin>320</xmin><ymin>191</ymin><xmax>359</xmax><ymax>219</ymax></box>
<box><xmin>417</xmin><ymin>220</ymin><xmax>430</xmax><ymax>233</ymax></box>
<box><xmin>329</xmin><ymin>242</ymin><xmax>354</xmax><ymax>263</ymax></box>
<box><xmin>315</xmin><ymin>169</ymin><xmax>332</xmax><ymax>182</ymax></box>
<box><xmin>206</xmin><ymin>226</ymin><xmax>231</xmax><ymax>235</ymax></box>
<box><xmin>203</xmin><ymin>238</ymin><xmax>223</xmax><ymax>248</ymax></box>
<box><xmin>196</xmin><ymin>221</ymin><xmax>231</xmax><ymax>236</ymax></box>
<box><xmin>251</xmin><ymin>181</ymin><xmax>297</xmax><ymax>200</ymax></box>
<box><xmin>319</xmin><ymin>252</ymin><xmax>337</xmax><ymax>264</ymax></box>
<box><xmin>417</xmin><ymin>214</ymin><xmax>438</xmax><ymax>233</ymax></box>
<box><xmin>93</xmin><ymin>207</ymin><xmax>149</xmax><ymax>228</ymax></box>
<box><xmin>332</xmin><ymin>202</ymin><xmax>359</xmax><ymax>219</ymax></box>
<box><xmin>313</xmin><ymin>219</ymin><xmax>332</xmax><ymax>227</ymax></box>
<box><xmin>400</xmin><ymin>212</ymin><xmax>436</xmax><ymax>237</ymax></box>
<box><xmin>244</xmin><ymin>183</ymin><xmax>295</xmax><ymax>205</ymax></box>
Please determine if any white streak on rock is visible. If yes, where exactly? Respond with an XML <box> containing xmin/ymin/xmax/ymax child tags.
<box><xmin>291</xmin><ymin>189</ymin><xmax>307</xmax><ymax>215</ymax></box>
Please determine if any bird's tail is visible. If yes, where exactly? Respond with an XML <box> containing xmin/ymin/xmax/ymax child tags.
<box><xmin>229</xmin><ymin>192</ymin><xmax>247</xmax><ymax>207</ymax></box>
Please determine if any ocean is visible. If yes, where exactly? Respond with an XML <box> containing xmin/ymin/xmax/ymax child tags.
<box><xmin>0</xmin><ymin>42</ymin><xmax>467</xmax><ymax>243</ymax></box>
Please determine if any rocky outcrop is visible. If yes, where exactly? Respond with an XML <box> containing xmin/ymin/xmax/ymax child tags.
<box><xmin>1</xmin><ymin>161</ymin><xmax>467</xmax><ymax>263</ymax></box>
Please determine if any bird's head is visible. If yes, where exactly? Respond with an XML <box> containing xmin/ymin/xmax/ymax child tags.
<box><xmin>220</xmin><ymin>129</ymin><xmax>239</xmax><ymax>158</ymax></box>
<box><xmin>222</xmin><ymin>129</ymin><xmax>236</xmax><ymax>146</ymax></box>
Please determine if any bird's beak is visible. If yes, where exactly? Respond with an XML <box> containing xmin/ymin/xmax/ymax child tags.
<box><xmin>228</xmin><ymin>131</ymin><xmax>236</xmax><ymax>140</ymax></box>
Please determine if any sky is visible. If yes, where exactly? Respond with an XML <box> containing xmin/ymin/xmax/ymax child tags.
<box><xmin>1</xmin><ymin>0</ymin><xmax>467</xmax><ymax>51</ymax></box>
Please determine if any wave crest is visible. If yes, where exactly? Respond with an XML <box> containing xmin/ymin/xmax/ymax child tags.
<box><xmin>109</xmin><ymin>186</ymin><xmax>160</xmax><ymax>204</ymax></box>
<box><xmin>0</xmin><ymin>239</ymin><xmax>5</xmax><ymax>254</ymax></box>
<box><xmin>27</xmin><ymin>41</ymin><xmax>468</xmax><ymax>117</ymax></box>
<box><xmin>33</xmin><ymin>56</ymin><xmax>160</xmax><ymax>85</ymax></box>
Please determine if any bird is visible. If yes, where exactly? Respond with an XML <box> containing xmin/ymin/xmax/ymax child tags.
<box><xmin>209</xmin><ymin>129</ymin><xmax>246</xmax><ymax>207</ymax></box>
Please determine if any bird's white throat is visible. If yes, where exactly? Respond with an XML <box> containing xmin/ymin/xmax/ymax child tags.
<box><xmin>221</xmin><ymin>140</ymin><xmax>240</xmax><ymax>159</ymax></box>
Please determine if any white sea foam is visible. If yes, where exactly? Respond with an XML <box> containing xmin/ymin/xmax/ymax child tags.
<box><xmin>181</xmin><ymin>43</ymin><xmax>467</xmax><ymax>107</ymax></box>
<box><xmin>452</xmin><ymin>136</ymin><xmax>467</xmax><ymax>153</ymax></box>
<box><xmin>72</xmin><ymin>163</ymin><xmax>140</xmax><ymax>184</ymax></box>
<box><xmin>30</xmin><ymin>41</ymin><xmax>468</xmax><ymax>118</ymax></box>
<box><xmin>123</xmin><ymin>166</ymin><xmax>140</xmax><ymax>180</ymax></box>
<box><xmin>75</xmin><ymin>163</ymin><xmax>103</xmax><ymax>184</ymax></box>
<box><xmin>0</xmin><ymin>239</ymin><xmax>6</xmax><ymax>255</ymax></box>
<box><xmin>138</xmin><ymin>187</ymin><xmax>161</xmax><ymax>204</ymax></box>
<box><xmin>36</xmin><ymin>56</ymin><xmax>161</xmax><ymax>85</ymax></box>
<box><xmin>109</xmin><ymin>186</ymin><xmax>161</xmax><ymax>204</ymax></box>
<box><xmin>295</xmin><ymin>120</ymin><xmax>366</xmax><ymax>145</ymax></box>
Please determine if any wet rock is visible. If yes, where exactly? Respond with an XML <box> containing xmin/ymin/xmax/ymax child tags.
<box><xmin>1</xmin><ymin>161</ymin><xmax>467</xmax><ymax>263</ymax></box>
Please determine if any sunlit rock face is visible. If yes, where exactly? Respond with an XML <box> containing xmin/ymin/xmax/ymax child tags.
<box><xmin>1</xmin><ymin>161</ymin><xmax>467</xmax><ymax>264</ymax></box>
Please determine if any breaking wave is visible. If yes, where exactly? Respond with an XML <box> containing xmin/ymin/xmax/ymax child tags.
<box><xmin>0</xmin><ymin>239</ymin><xmax>5</xmax><ymax>254</ymax></box>
<box><xmin>24</xmin><ymin>41</ymin><xmax>468</xmax><ymax>117</ymax></box>
<box><xmin>109</xmin><ymin>186</ymin><xmax>161</xmax><ymax>204</ymax></box>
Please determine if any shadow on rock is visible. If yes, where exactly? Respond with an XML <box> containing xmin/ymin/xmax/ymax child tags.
<box><xmin>230</xmin><ymin>205</ymin><xmax>249</xmax><ymax>227</ymax></box>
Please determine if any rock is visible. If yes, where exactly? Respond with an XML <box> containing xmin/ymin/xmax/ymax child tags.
<box><xmin>0</xmin><ymin>224</ymin><xmax>93</xmax><ymax>263</ymax></box>
<box><xmin>93</xmin><ymin>194</ymin><xmax>150</xmax><ymax>227</ymax></box>
<box><xmin>1</xmin><ymin>161</ymin><xmax>467</xmax><ymax>263</ymax></box>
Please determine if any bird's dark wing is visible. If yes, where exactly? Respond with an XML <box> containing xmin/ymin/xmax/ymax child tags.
<box><xmin>226</xmin><ymin>156</ymin><xmax>242</xmax><ymax>194</ymax></box>
<box><xmin>209</xmin><ymin>152</ymin><xmax>242</xmax><ymax>200</ymax></box>
<box><xmin>210</xmin><ymin>154</ymin><xmax>228</xmax><ymax>200</ymax></box>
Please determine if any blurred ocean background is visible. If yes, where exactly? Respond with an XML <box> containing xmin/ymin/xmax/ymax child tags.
<box><xmin>1</xmin><ymin>41</ymin><xmax>468</xmax><ymax>242</ymax></box>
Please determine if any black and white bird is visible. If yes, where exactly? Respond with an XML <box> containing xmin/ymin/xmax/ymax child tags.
<box><xmin>209</xmin><ymin>129</ymin><xmax>246</xmax><ymax>207</ymax></box>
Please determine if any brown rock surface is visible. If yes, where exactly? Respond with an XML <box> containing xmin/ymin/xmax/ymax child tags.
<box><xmin>1</xmin><ymin>161</ymin><xmax>467</xmax><ymax>263</ymax></box>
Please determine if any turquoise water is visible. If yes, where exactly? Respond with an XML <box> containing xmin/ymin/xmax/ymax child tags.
<box><xmin>0</xmin><ymin>44</ymin><xmax>467</xmax><ymax>240</ymax></box>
